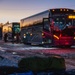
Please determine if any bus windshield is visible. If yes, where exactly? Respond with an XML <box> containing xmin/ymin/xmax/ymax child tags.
<box><xmin>52</xmin><ymin>16</ymin><xmax>75</xmax><ymax>30</ymax></box>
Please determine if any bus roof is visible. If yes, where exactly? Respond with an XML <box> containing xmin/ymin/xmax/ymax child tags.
<box><xmin>21</xmin><ymin>8</ymin><xmax>75</xmax><ymax>21</ymax></box>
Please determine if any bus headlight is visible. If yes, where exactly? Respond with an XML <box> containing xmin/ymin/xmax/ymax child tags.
<box><xmin>42</xmin><ymin>33</ymin><xmax>44</xmax><ymax>36</ymax></box>
<box><xmin>14</xmin><ymin>36</ymin><xmax>16</xmax><ymax>39</ymax></box>
<box><xmin>53</xmin><ymin>35</ymin><xmax>59</xmax><ymax>40</ymax></box>
<box><xmin>24</xmin><ymin>34</ymin><xmax>26</xmax><ymax>38</ymax></box>
<box><xmin>42</xmin><ymin>42</ymin><xmax>44</xmax><ymax>44</ymax></box>
<box><xmin>30</xmin><ymin>33</ymin><xmax>32</xmax><ymax>36</ymax></box>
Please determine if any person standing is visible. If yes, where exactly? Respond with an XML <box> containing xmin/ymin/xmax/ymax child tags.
<box><xmin>4</xmin><ymin>33</ymin><xmax>8</xmax><ymax>42</ymax></box>
<box><xmin>16</xmin><ymin>33</ymin><xmax>20</xmax><ymax>43</ymax></box>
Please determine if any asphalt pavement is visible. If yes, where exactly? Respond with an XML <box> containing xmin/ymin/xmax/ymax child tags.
<box><xmin>0</xmin><ymin>40</ymin><xmax>75</xmax><ymax>74</ymax></box>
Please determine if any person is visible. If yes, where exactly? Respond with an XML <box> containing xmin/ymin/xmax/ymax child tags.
<box><xmin>4</xmin><ymin>33</ymin><xmax>8</xmax><ymax>42</ymax></box>
<box><xmin>16</xmin><ymin>33</ymin><xmax>20</xmax><ymax>43</ymax></box>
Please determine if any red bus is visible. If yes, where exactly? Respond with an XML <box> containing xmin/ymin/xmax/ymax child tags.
<box><xmin>20</xmin><ymin>8</ymin><xmax>75</xmax><ymax>47</ymax></box>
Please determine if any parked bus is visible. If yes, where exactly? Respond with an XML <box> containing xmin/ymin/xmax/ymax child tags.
<box><xmin>20</xmin><ymin>8</ymin><xmax>75</xmax><ymax>47</ymax></box>
<box><xmin>3</xmin><ymin>22</ymin><xmax>20</xmax><ymax>42</ymax></box>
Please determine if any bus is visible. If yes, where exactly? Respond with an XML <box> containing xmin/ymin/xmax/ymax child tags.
<box><xmin>20</xmin><ymin>8</ymin><xmax>75</xmax><ymax>47</ymax></box>
<box><xmin>3</xmin><ymin>22</ymin><xmax>20</xmax><ymax>42</ymax></box>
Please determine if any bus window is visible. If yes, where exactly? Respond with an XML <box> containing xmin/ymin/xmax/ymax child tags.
<box><xmin>43</xmin><ymin>18</ymin><xmax>50</xmax><ymax>31</ymax></box>
<box><xmin>53</xmin><ymin>16</ymin><xmax>66</xmax><ymax>30</ymax></box>
<box><xmin>8</xmin><ymin>26</ymin><xmax>12</xmax><ymax>32</ymax></box>
<box><xmin>72</xmin><ymin>19</ymin><xmax>75</xmax><ymax>26</ymax></box>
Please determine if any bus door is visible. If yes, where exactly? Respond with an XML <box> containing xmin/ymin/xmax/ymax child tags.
<box><xmin>43</xmin><ymin>18</ymin><xmax>52</xmax><ymax>45</ymax></box>
<box><xmin>12</xmin><ymin>23</ymin><xmax>20</xmax><ymax>42</ymax></box>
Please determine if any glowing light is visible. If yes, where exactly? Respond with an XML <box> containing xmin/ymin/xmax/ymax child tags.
<box><xmin>24</xmin><ymin>34</ymin><xmax>26</xmax><ymax>38</ymax></box>
<box><xmin>65</xmin><ymin>42</ymin><xmax>69</xmax><ymax>45</ymax></box>
<box><xmin>14</xmin><ymin>36</ymin><xmax>16</xmax><ymax>39</ymax></box>
<box><xmin>42</xmin><ymin>33</ymin><xmax>46</xmax><ymax>38</ymax></box>
<box><xmin>53</xmin><ymin>35</ymin><xmax>59</xmax><ymax>40</ymax></box>
<box><xmin>30</xmin><ymin>33</ymin><xmax>32</xmax><ymax>36</ymax></box>
<box><xmin>24</xmin><ymin>34</ymin><xmax>26</xmax><ymax>36</ymax></box>
<box><xmin>73</xmin><ymin>16</ymin><xmax>75</xmax><ymax>18</ymax></box>
<box><xmin>74</xmin><ymin>10</ymin><xmax>75</xmax><ymax>12</ymax></box>
<box><xmin>12</xmin><ymin>52</ymin><xmax>17</xmax><ymax>55</ymax></box>
<box><xmin>42</xmin><ymin>33</ymin><xmax>44</xmax><ymax>36</ymax></box>
<box><xmin>68</xmin><ymin>15</ymin><xmax>75</xmax><ymax>19</ymax></box>
<box><xmin>52</xmin><ymin>9</ymin><xmax>55</xmax><ymax>11</ymax></box>
<box><xmin>64</xmin><ymin>9</ymin><xmax>65</xmax><ymax>11</ymax></box>
<box><xmin>67</xmin><ymin>9</ymin><xmax>69</xmax><ymax>11</ymax></box>
<box><xmin>60</xmin><ymin>9</ymin><xmax>62</xmax><ymax>11</ymax></box>
<box><xmin>74</xmin><ymin>37</ymin><xmax>75</xmax><ymax>39</ymax></box>
<box><xmin>59</xmin><ymin>34</ymin><xmax>62</xmax><ymax>37</ymax></box>
<box><xmin>68</xmin><ymin>15</ymin><xmax>72</xmax><ymax>18</ymax></box>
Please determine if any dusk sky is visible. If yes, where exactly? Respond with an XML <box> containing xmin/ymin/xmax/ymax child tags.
<box><xmin>0</xmin><ymin>0</ymin><xmax>75</xmax><ymax>23</ymax></box>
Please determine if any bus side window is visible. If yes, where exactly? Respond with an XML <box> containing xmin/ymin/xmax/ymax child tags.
<box><xmin>43</xmin><ymin>18</ymin><xmax>50</xmax><ymax>31</ymax></box>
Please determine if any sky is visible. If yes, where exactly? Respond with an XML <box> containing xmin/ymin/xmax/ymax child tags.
<box><xmin>0</xmin><ymin>0</ymin><xmax>75</xmax><ymax>24</ymax></box>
